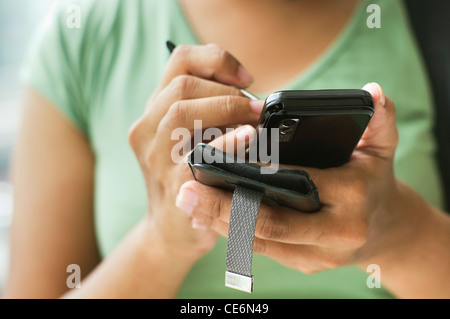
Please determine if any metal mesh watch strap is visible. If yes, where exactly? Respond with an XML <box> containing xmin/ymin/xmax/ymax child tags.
<box><xmin>225</xmin><ymin>186</ymin><xmax>264</xmax><ymax>293</ymax></box>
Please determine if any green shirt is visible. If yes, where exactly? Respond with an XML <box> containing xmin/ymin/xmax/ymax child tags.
<box><xmin>23</xmin><ymin>0</ymin><xmax>443</xmax><ymax>298</ymax></box>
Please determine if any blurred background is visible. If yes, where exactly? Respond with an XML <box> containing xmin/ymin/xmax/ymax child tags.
<box><xmin>0</xmin><ymin>0</ymin><xmax>55</xmax><ymax>293</ymax></box>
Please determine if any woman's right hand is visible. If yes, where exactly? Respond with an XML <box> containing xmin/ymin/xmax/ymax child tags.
<box><xmin>128</xmin><ymin>44</ymin><xmax>264</xmax><ymax>264</ymax></box>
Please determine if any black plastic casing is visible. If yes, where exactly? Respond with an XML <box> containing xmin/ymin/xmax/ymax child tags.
<box><xmin>256</xmin><ymin>90</ymin><xmax>374</xmax><ymax>168</ymax></box>
<box><xmin>187</xmin><ymin>144</ymin><xmax>321</xmax><ymax>212</ymax></box>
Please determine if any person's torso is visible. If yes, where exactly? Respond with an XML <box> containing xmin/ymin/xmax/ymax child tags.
<box><xmin>75</xmin><ymin>0</ymin><xmax>443</xmax><ymax>298</ymax></box>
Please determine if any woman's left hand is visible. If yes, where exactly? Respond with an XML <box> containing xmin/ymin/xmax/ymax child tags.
<box><xmin>176</xmin><ymin>83</ymin><xmax>424</xmax><ymax>273</ymax></box>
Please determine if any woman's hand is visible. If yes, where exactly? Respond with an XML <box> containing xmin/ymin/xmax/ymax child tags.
<box><xmin>176</xmin><ymin>83</ymin><xmax>416</xmax><ymax>274</ymax></box>
<box><xmin>128</xmin><ymin>44</ymin><xmax>264</xmax><ymax>263</ymax></box>
<box><xmin>179</xmin><ymin>84</ymin><xmax>450</xmax><ymax>299</ymax></box>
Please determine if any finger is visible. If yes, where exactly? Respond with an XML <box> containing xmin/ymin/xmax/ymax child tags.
<box><xmin>160</xmin><ymin>44</ymin><xmax>253</xmax><ymax>90</ymax></box>
<box><xmin>145</xmin><ymin>75</ymin><xmax>245</xmax><ymax>129</ymax></box>
<box><xmin>268</xmin><ymin>83</ymin><xmax>397</xmax><ymax>204</ymax></box>
<box><xmin>176</xmin><ymin>181</ymin><xmax>335</xmax><ymax>245</ymax></box>
<box><xmin>183</xmin><ymin>196</ymin><xmax>324</xmax><ymax>273</ymax></box>
<box><xmin>177</xmin><ymin>183</ymin><xmax>327</xmax><ymax>273</ymax></box>
<box><xmin>155</xmin><ymin>97</ymin><xmax>262</xmax><ymax>164</ymax></box>
<box><xmin>276</xmin><ymin>162</ymin><xmax>367</xmax><ymax>204</ymax></box>
<box><xmin>207</xmin><ymin>124</ymin><xmax>257</xmax><ymax>159</ymax></box>
<box><xmin>358</xmin><ymin>82</ymin><xmax>398</xmax><ymax>160</ymax></box>
<box><xmin>178</xmin><ymin>183</ymin><xmax>335</xmax><ymax>274</ymax></box>
<box><xmin>157</xmin><ymin>97</ymin><xmax>264</xmax><ymax>136</ymax></box>
<box><xmin>193</xmin><ymin>208</ymin><xmax>326</xmax><ymax>273</ymax></box>
<box><xmin>253</xmin><ymin>240</ymin><xmax>333</xmax><ymax>274</ymax></box>
<box><xmin>190</xmin><ymin>206</ymin><xmax>327</xmax><ymax>274</ymax></box>
<box><xmin>131</xmin><ymin>77</ymin><xmax>258</xmax><ymax>155</ymax></box>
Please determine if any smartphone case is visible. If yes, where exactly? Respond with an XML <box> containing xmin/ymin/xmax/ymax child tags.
<box><xmin>257</xmin><ymin>90</ymin><xmax>374</xmax><ymax>168</ymax></box>
<box><xmin>187</xmin><ymin>144</ymin><xmax>321</xmax><ymax>212</ymax></box>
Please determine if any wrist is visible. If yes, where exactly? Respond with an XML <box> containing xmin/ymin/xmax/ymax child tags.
<box><xmin>391</xmin><ymin>179</ymin><xmax>435</xmax><ymax>247</ymax></box>
<box><xmin>138</xmin><ymin>214</ymin><xmax>200</xmax><ymax>267</ymax></box>
<box><xmin>357</xmin><ymin>179</ymin><xmax>431</xmax><ymax>266</ymax></box>
<box><xmin>110</xmin><ymin>217</ymin><xmax>197</xmax><ymax>298</ymax></box>
<box><xmin>64</xmin><ymin>214</ymin><xmax>199</xmax><ymax>299</ymax></box>
<box><xmin>362</xmin><ymin>180</ymin><xmax>450</xmax><ymax>298</ymax></box>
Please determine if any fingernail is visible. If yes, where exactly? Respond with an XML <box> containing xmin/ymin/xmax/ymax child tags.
<box><xmin>206</xmin><ymin>43</ymin><xmax>221</xmax><ymax>49</ymax></box>
<box><xmin>237</xmin><ymin>65</ymin><xmax>254</xmax><ymax>86</ymax></box>
<box><xmin>191</xmin><ymin>218</ymin><xmax>208</xmax><ymax>230</ymax></box>
<box><xmin>176</xmin><ymin>187</ymin><xmax>198</xmax><ymax>216</ymax></box>
<box><xmin>363</xmin><ymin>82</ymin><xmax>385</xmax><ymax>107</ymax></box>
<box><xmin>376</xmin><ymin>83</ymin><xmax>386</xmax><ymax>107</ymax></box>
<box><xmin>249</xmin><ymin>100</ymin><xmax>264</xmax><ymax>114</ymax></box>
<box><xmin>362</xmin><ymin>82</ymin><xmax>375</xmax><ymax>93</ymax></box>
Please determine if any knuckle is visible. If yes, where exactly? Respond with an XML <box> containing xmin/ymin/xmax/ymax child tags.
<box><xmin>172</xmin><ymin>44</ymin><xmax>191</xmax><ymax>59</ymax></box>
<box><xmin>209</xmin><ymin>196</ymin><xmax>228</xmax><ymax>219</ymax></box>
<box><xmin>213</xmin><ymin>47</ymin><xmax>240</xmax><ymax>75</ymax></box>
<box><xmin>142</xmin><ymin>143</ymin><xmax>158</xmax><ymax>171</ymax></box>
<box><xmin>214</xmin><ymin>47</ymin><xmax>231</xmax><ymax>67</ymax></box>
<box><xmin>256</xmin><ymin>213</ymin><xmax>285</xmax><ymax>240</ymax></box>
<box><xmin>318</xmin><ymin>256</ymin><xmax>343</xmax><ymax>270</ymax></box>
<box><xmin>128</xmin><ymin>118</ymin><xmax>155</xmax><ymax>157</ymax></box>
<box><xmin>167</xmin><ymin>101</ymin><xmax>188</xmax><ymax>126</ymax></box>
<box><xmin>127</xmin><ymin>119</ymin><xmax>143</xmax><ymax>151</ymax></box>
<box><xmin>220</xmin><ymin>95</ymin><xmax>239</xmax><ymax>117</ymax></box>
<box><xmin>252</xmin><ymin>238</ymin><xmax>266</xmax><ymax>255</ymax></box>
<box><xmin>170</xmin><ymin>75</ymin><xmax>195</xmax><ymax>99</ymax></box>
<box><xmin>303</xmin><ymin>269</ymin><xmax>320</xmax><ymax>275</ymax></box>
<box><xmin>128</xmin><ymin>118</ymin><xmax>160</xmax><ymax>173</ymax></box>
<box><xmin>296</xmin><ymin>265</ymin><xmax>319</xmax><ymax>275</ymax></box>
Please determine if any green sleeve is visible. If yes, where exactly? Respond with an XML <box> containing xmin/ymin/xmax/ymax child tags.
<box><xmin>21</xmin><ymin>0</ymin><xmax>91</xmax><ymax>135</ymax></box>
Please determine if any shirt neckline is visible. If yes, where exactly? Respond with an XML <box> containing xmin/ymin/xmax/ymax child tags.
<box><xmin>172</xmin><ymin>0</ymin><xmax>367</xmax><ymax>99</ymax></box>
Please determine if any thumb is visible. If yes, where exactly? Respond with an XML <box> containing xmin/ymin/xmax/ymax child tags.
<box><xmin>357</xmin><ymin>83</ymin><xmax>398</xmax><ymax>160</ymax></box>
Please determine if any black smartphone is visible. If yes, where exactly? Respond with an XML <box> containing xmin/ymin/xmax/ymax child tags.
<box><xmin>256</xmin><ymin>89</ymin><xmax>374</xmax><ymax>168</ymax></box>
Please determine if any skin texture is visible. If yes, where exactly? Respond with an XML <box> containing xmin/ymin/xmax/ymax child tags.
<box><xmin>179</xmin><ymin>0</ymin><xmax>361</xmax><ymax>93</ymax></box>
<box><xmin>177</xmin><ymin>83</ymin><xmax>450</xmax><ymax>298</ymax></box>
<box><xmin>3</xmin><ymin>0</ymin><xmax>450</xmax><ymax>299</ymax></box>
<box><xmin>5</xmin><ymin>91</ymin><xmax>99</xmax><ymax>298</ymax></box>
